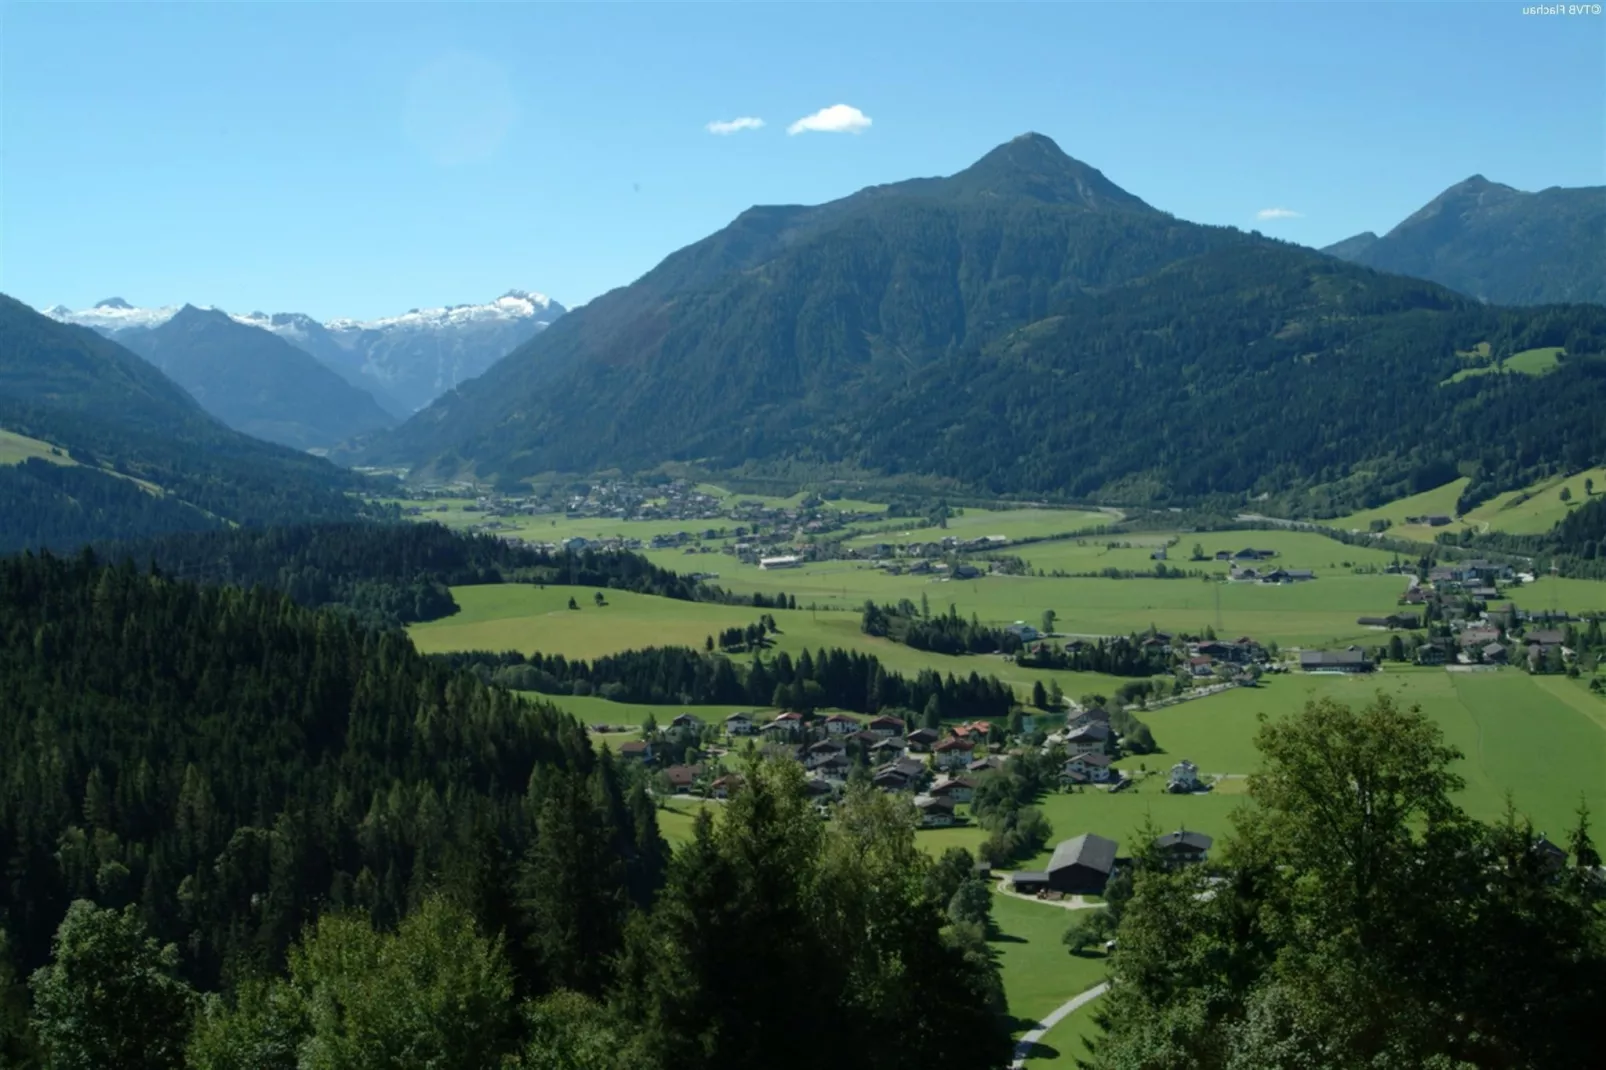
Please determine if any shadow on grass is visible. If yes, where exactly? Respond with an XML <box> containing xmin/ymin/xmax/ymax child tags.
<box><xmin>1007</xmin><ymin>1015</ymin><xmax>1043</xmax><ymax>1034</ymax></box>
<box><xmin>1020</xmin><ymin>1042</ymin><xmax>1061</xmax><ymax>1060</ymax></box>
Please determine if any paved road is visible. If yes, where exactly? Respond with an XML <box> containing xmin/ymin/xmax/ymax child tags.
<box><xmin>1011</xmin><ymin>982</ymin><xmax>1110</xmax><ymax>1068</ymax></box>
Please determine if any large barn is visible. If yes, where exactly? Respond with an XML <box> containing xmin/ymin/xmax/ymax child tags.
<box><xmin>1010</xmin><ymin>833</ymin><xmax>1120</xmax><ymax>895</ymax></box>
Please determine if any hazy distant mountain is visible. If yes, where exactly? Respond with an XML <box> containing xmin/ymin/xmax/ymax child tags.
<box><xmin>1323</xmin><ymin>177</ymin><xmax>1606</xmax><ymax>305</ymax></box>
<box><xmin>113</xmin><ymin>306</ymin><xmax>396</xmax><ymax>450</ymax></box>
<box><xmin>0</xmin><ymin>294</ymin><xmax>365</xmax><ymax>552</ymax></box>
<box><xmin>361</xmin><ymin>133</ymin><xmax>1606</xmax><ymax>514</ymax></box>
<box><xmin>45</xmin><ymin>290</ymin><xmax>567</xmax><ymax>416</ymax></box>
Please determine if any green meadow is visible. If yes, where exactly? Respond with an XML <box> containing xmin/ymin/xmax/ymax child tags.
<box><xmin>0</xmin><ymin>428</ymin><xmax>74</xmax><ymax>467</ymax></box>
<box><xmin>989</xmin><ymin>890</ymin><xmax>1109</xmax><ymax>1029</ymax></box>
<box><xmin>1464</xmin><ymin>466</ymin><xmax>1606</xmax><ymax>536</ymax></box>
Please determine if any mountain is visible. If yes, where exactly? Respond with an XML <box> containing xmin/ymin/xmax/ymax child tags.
<box><xmin>113</xmin><ymin>305</ymin><xmax>394</xmax><ymax>450</ymax></box>
<box><xmin>364</xmin><ymin>134</ymin><xmax>1606</xmax><ymax>514</ymax></box>
<box><xmin>0</xmin><ymin>295</ymin><xmax>367</xmax><ymax>552</ymax></box>
<box><xmin>47</xmin><ymin>290</ymin><xmax>566</xmax><ymax>416</ymax></box>
<box><xmin>1323</xmin><ymin>176</ymin><xmax>1606</xmax><ymax>305</ymax></box>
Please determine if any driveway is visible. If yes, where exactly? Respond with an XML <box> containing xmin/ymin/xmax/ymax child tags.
<box><xmin>1011</xmin><ymin>982</ymin><xmax>1109</xmax><ymax>1068</ymax></box>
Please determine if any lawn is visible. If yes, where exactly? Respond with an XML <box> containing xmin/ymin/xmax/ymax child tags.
<box><xmin>655</xmin><ymin>799</ymin><xmax>717</xmax><ymax>847</ymax></box>
<box><xmin>0</xmin><ymin>428</ymin><xmax>74</xmax><ymax>467</ymax></box>
<box><xmin>989</xmin><ymin>890</ymin><xmax>1109</xmax><ymax>1030</ymax></box>
<box><xmin>1024</xmin><ymin>995</ymin><xmax>1105</xmax><ymax>1067</ymax></box>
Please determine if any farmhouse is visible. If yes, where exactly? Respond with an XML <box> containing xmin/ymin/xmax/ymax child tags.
<box><xmin>1064</xmin><ymin>722</ymin><xmax>1111</xmax><ymax>755</ymax></box>
<box><xmin>823</xmin><ymin>713</ymin><xmax>859</xmax><ymax>735</ymax></box>
<box><xmin>1299</xmin><ymin>648</ymin><xmax>1373</xmax><ymax>673</ymax></box>
<box><xmin>1481</xmin><ymin>642</ymin><xmax>1509</xmax><ymax>664</ymax></box>
<box><xmin>906</xmin><ymin>727</ymin><xmax>941</xmax><ymax>752</ymax></box>
<box><xmin>1066</xmin><ymin>706</ymin><xmax>1111</xmax><ymax>731</ymax></box>
<box><xmin>913</xmin><ymin>795</ymin><xmax>957</xmax><ymax>828</ymax></box>
<box><xmin>1407</xmin><ymin>514</ymin><xmax>1454</xmax><ymax>527</ymax></box>
<box><xmin>933</xmin><ymin>737</ymin><xmax>973</xmax><ymax>770</ymax></box>
<box><xmin>967</xmin><ymin>755</ymin><xmax>1008</xmax><ymax>775</ymax></box>
<box><xmin>1062</xmin><ymin>752</ymin><xmax>1114</xmax><ymax>783</ymax></box>
<box><xmin>867</xmin><ymin>715</ymin><xmax>906</xmax><ymax>738</ymax></box>
<box><xmin>1011</xmin><ymin>833</ymin><xmax>1120</xmax><ymax>896</ymax></box>
<box><xmin>1167</xmin><ymin>759</ymin><xmax>1203</xmax><ymax>793</ymax></box>
<box><xmin>664</xmin><ymin>764</ymin><xmax>704</xmax><ymax>791</ymax></box>
<box><xmin>762</xmin><ymin>712</ymin><xmax>805</xmax><ymax>737</ymax></box>
<box><xmin>928</xmin><ymin>777</ymin><xmax>976</xmax><ymax>803</ymax></box>
<box><xmin>1154</xmin><ymin>828</ymin><xmax>1213</xmax><ymax>866</ymax></box>
<box><xmin>618</xmin><ymin>740</ymin><xmax>653</xmax><ymax>761</ymax></box>
<box><xmin>669</xmin><ymin>713</ymin><xmax>700</xmax><ymax>732</ymax></box>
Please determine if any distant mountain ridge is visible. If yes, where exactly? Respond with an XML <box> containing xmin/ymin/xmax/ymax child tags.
<box><xmin>45</xmin><ymin>289</ymin><xmax>566</xmax><ymax>416</ymax></box>
<box><xmin>113</xmin><ymin>306</ymin><xmax>396</xmax><ymax>450</ymax></box>
<box><xmin>1323</xmin><ymin>176</ymin><xmax>1606</xmax><ymax>306</ymax></box>
<box><xmin>0</xmin><ymin>295</ymin><xmax>366</xmax><ymax>552</ymax></box>
<box><xmin>362</xmin><ymin>133</ymin><xmax>1606</xmax><ymax>515</ymax></box>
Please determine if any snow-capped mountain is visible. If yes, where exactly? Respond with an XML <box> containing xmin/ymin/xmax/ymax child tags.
<box><xmin>45</xmin><ymin>291</ymin><xmax>566</xmax><ymax>417</ymax></box>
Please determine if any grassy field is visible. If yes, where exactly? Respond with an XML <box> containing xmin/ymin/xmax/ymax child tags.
<box><xmin>655</xmin><ymin>799</ymin><xmax>717</xmax><ymax>847</ymax></box>
<box><xmin>1442</xmin><ymin>346</ymin><xmax>1563</xmax><ymax>386</ymax></box>
<box><xmin>1024</xmin><ymin>996</ymin><xmax>1105</xmax><ymax>1067</ymax></box>
<box><xmin>1328</xmin><ymin>479</ymin><xmax>1470</xmax><ymax>539</ymax></box>
<box><xmin>0</xmin><ymin>429</ymin><xmax>74</xmax><ymax>467</ymax></box>
<box><xmin>990</xmin><ymin>890</ymin><xmax>1109</xmax><ymax>1030</ymax></box>
<box><xmin>1327</xmin><ymin>462</ymin><xmax>1605</xmax><ymax>541</ymax></box>
<box><xmin>843</xmin><ymin>507</ymin><xmax>1114</xmax><ymax>548</ymax></box>
<box><xmin>1464</xmin><ymin>467</ymin><xmax>1606</xmax><ymax>536</ymax></box>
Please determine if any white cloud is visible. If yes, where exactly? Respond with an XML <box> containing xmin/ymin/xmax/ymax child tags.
<box><xmin>1256</xmin><ymin>207</ymin><xmax>1304</xmax><ymax>221</ymax></box>
<box><xmin>787</xmin><ymin>104</ymin><xmax>872</xmax><ymax>136</ymax></box>
<box><xmin>706</xmin><ymin>116</ymin><xmax>765</xmax><ymax>135</ymax></box>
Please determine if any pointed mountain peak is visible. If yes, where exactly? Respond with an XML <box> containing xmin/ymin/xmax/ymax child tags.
<box><xmin>942</xmin><ymin>133</ymin><xmax>1155</xmax><ymax>213</ymax></box>
<box><xmin>94</xmin><ymin>297</ymin><xmax>134</xmax><ymax>310</ymax></box>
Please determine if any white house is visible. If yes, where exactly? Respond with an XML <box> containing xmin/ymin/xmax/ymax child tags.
<box><xmin>724</xmin><ymin>713</ymin><xmax>757</xmax><ymax>736</ymax></box>
<box><xmin>1167</xmin><ymin>759</ymin><xmax>1204</xmax><ymax>793</ymax></box>
<box><xmin>933</xmin><ymin>737</ymin><xmax>973</xmax><ymax>771</ymax></box>
<box><xmin>823</xmin><ymin>713</ymin><xmax>859</xmax><ymax>736</ymax></box>
<box><xmin>913</xmin><ymin>795</ymin><xmax>957</xmax><ymax>828</ymax></box>
<box><xmin>1063</xmin><ymin>752</ymin><xmax>1114</xmax><ymax>783</ymax></box>
<box><xmin>759</xmin><ymin>555</ymin><xmax>803</xmax><ymax>570</ymax></box>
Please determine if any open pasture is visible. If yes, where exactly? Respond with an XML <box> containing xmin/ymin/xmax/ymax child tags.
<box><xmin>1327</xmin><ymin>479</ymin><xmax>1471</xmax><ymax>539</ymax></box>
<box><xmin>1135</xmin><ymin>667</ymin><xmax>1606</xmax><ymax>838</ymax></box>
<box><xmin>843</xmin><ymin>506</ymin><xmax>1113</xmax><ymax>548</ymax></box>
<box><xmin>0</xmin><ymin>428</ymin><xmax>74</xmax><ymax>467</ymax></box>
<box><xmin>1464</xmin><ymin>466</ymin><xmax>1606</xmax><ymax>536</ymax></box>
<box><xmin>414</xmin><ymin>584</ymin><xmax>1149</xmax><ymax>707</ymax></box>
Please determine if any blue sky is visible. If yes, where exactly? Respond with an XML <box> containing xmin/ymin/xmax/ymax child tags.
<box><xmin>4</xmin><ymin>3</ymin><xmax>1602</xmax><ymax>320</ymax></box>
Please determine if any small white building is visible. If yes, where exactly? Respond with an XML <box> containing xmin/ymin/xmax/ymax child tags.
<box><xmin>1167</xmin><ymin>759</ymin><xmax>1203</xmax><ymax>793</ymax></box>
<box><xmin>759</xmin><ymin>555</ymin><xmax>804</xmax><ymax>570</ymax></box>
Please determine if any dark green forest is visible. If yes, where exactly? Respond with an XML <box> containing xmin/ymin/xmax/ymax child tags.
<box><xmin>363</xmin><ymin>136</ymin><xmax>1606</xmax><ymax>514</ymax></box>
<box><xmin>0</xmin><ymin>296</ymin><xmax>369</xmax><ymax>552</ymax></box>
<box><xmin>439</xmin><ymin>642</ymin><xmax>1018</xmax><ymax>719</ymax></box>
<box><xmin>108</xmin><ymin>521</ymin><xmax>715</xmax><ymax>628</ymax></box>
<box><xmin>0</xmin><ymin>552</ymin><xmax>1011</xmax><ymax>1069</ymax></box>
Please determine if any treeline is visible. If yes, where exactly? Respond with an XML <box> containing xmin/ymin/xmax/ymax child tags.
<box><xmin>0</xmin><ymin>457</ymin><xmax>223</xmax><ymax>552</ymax></box>
<box><xmin>1088</xmin><ymin>695</ymin><xmax>1605</xmax><ymax>1069</ymax></box>
<box><xmin>861</xmin><ymin>598</ymin><xmax>1025</xmax><ymax>656</ymax></box>
<box><xmin>439</xmin><ymin>644</ymin><xmax>1019</xmax><ymax>720</ymax></box>
<box><xmin>100</xmin><ymin>521</ymin><xmax>720</xmax><ymax>628</ymax></box>
<box><xmin>0</xmin><ymin>552</ymin><xmax>1011</xmax><ymax>1068</ymax></box>
<box><xmin>1017</xmin><ymin>634</ymin><xmax>1172</xmax><ymax>677</ymax></box>
<box><xmin>1456</xmin><ymin>491</ymin><xmax>1606</xmax><ymax>579</ymax></box>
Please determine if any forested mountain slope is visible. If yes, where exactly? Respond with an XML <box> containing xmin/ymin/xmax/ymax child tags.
<box><xmin>1323</xmin><ymin>175</ymin><xmax>1606</xmax><ymax>306</ymax></box>
<box><xmin>367</xmin><ymin>136</ymin><xmax>1606</xmax><ymax>512</ymax></box>
<box><xmin>114</xmin><ymin>305</ymin><xmax>394</xmax><ymax>449</ymax></box>
<box><xmin>0</xmin><ymin>295</ymin><xmax>366</xmax><ymax>552</ymax></box>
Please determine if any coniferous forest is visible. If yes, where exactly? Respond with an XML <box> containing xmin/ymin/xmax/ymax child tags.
<box><xmin>0</xmin><ymin>550</ymin><xmax>1013</xmax><ymax>1069</ymax></box>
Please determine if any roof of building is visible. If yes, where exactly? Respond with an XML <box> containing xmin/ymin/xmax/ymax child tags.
<box><xmin>1011</xmin><ymin>871</ymin><xmax>1051</xmax><ymax>883</ymax></box>
<box><xmin>933</xmin><ymin>737</ymin><xmax>972</xmax><ymax>752</ymax></box>
<box><xmin>1047</xmin><ymin>834</ymin><xmax>1119</xmax><ymax>876</ymax></box>
<box><xmin>915</xmin><ymin>795</ymin><xmax>956</xmax><ymax>812</ymax></box>
<box><xmin>1154</xmin><ymin>829</ymin><xmax>1213</xmax><ymax>852</ymax></box>
<box><xmin>1066</xmin><ymin>722</ymin><xmax>1111</xmax><ymax>742</ymax></box>
<box><xmin>1299</xmin><ymin>649</ymin><xmax>1370</xmax><ymax>667</ymax></box>
<box><xmin>1068</xmin><ymin>752</ymin><xmax>1112</xmax><ymax>767</ymax></box>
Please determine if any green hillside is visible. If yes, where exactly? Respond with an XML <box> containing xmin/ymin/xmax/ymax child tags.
<box><xmin>0</xmin><ymin>295</ymin><xmax>367</xmax><ymax>551</ymax></box>
<box><xmin>1326</xmin><ymin>175</ymin><xmax>1606</xmax><ymax>306</ymax></box>
<box><xmin>366</xmin><ymin>136</ymin><xmax>1606</xmax><ymax>513</ymax></box>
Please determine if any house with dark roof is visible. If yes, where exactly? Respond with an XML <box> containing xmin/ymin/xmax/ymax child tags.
<box><xmin>1062</xmin><ymin>752</ymin><xmax>1113</xmax><ymax>783</ymax></box>
<box><xmin>724</xmin><ymin>713</ymin><xmax>757</xmax><ymax>736</ymax></box>
<box><xmin>1482</xmin><ymin>641</ymin><xmax>1509</xmax><ymax>664</ymax></box>
<box><xmin>867</xmin><ymin>715</ymin><xmax>906</xmax><ymax>738</ymax></box>
<box><xmin>1154</xmin><ymin>828</ymin><xmax>1213</xmax><ymax>865</ymax></box>
<box><xmin>933</xmin><ymin>737</ymin><xmax>973</xmax><ymax>771</ymax></box>
<box><xmin>1299</xmin><ymin>648</ymin><xmax>1373</xmax><ymax>673</ymax></box>
<box><xmin>928</xmin><ymin>777</ymin><xmax>976</xmax><ymax>803</ymax></box>
<box><xmin>665</xmin><ymin>764</ymin><xmax>704</xmax><ymax>791</ymax></box>
<box><xmin>967</xmin><ymin>755</ymin><xmax>1008</xmax><ymax>775</ymax></box>
<box><xmin>1166</xmin><ymin>759</ymin><xmax>1203</xmax><ymax>793</ymax></box>
<box><xmin>906</xmin><ymin>727</ymin><xmax>941</xmax><ymax>752</ymax></box>
<box><xmin>913</xmin><ymin>795</ymin><xmax>957</xmax><ymax>827</ymax></box>
<box><xmin>1011</xmin><ymin>833</ymin><xmax>1120</xmax><ymax>895</ymax></box>
<box><xmin>1065</xmin><ymin>722</ymin><xmax>1111</xmax><ymax>755</ymax></box>
<box><xmin>669</xmin><ymin>713</ymin><xmax>700</xmax><ymax>731</ymax></box>
<box><xmin>1066</xmin><ymin>707</ymin><xmax>1111</xmax><ymax>731</ymax></box>
<box><xmin>823</xmin><ymin>713</ymin><xmax>859</xmax><ymax>735</ymax></box>
<box><xmin>618</xmin><ymin>740</ymin><xmax>653</xmax><ymax>761</ymax></box>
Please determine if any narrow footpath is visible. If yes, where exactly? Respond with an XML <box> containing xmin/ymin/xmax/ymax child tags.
<box><xmin>1010</xmin><ymin>982</ymin><xmax>1109</xmax><ymax>1069</ymax></box>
